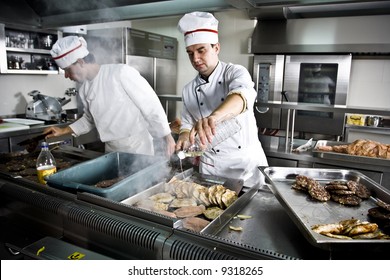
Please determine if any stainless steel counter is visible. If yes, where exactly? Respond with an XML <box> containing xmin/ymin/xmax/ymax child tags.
<box><xmin>0</xmin><ymin>121</ymin><xmax>71</xmax><ymax>153</ymax></box>
<box><xmin>260</xmin><ymin>135</ymin><xmax>390</xmax><ymax>189</ymax></box>
<box><xmin>1</xmin><ymin>146</ymin><xmax>389</xmax><ymax>260</ymax></box>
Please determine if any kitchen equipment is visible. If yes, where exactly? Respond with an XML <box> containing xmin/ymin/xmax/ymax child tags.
<box><xmin>366</xmin><ymin>115</ymin><xmax>382</xmax><ymax>127</ymax></box>
<box><xmin>259</xmin><ymin>166</ymin><xmax>390</xmax><ymax>250</ymax></box>
<box><xmin>253</xmin><ymin>54</ymin><xmax>352</xmax><ymax>138</ymax></box>
<box><xmin>25</xmin><ymin>90</ymin><xmax>71</xmax><ymax>122</ymax></box>
<box><xmin>46</xmin><ymin>152</ymin><xmax>169</xmax><ymax>201</ymax></box>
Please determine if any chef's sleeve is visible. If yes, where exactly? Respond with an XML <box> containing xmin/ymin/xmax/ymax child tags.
<box><xmin>120</xmin><ymin>66</ymin><xmax>171</xmax><ymax>138</ymax></box>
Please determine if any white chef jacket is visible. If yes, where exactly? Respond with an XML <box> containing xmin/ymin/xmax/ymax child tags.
<box><xmin>70</xmin><ymin>64</ymin><xmax>171</xmax><ymax>155</ymax></box>
<box><xmin>181</xmin><ymin>61</ymin><xmax>268</xmax><ymax>184</ymax></box>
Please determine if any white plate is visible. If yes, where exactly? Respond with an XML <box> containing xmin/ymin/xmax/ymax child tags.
<box><xmin>3</xmin><ymin>118</ymin><xmax>44</xmax><ymax>126</ymax></box>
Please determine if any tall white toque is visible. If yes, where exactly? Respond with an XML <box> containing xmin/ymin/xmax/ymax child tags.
<box><xmin>50</xmin><ymin>36</ymin><xmax>89</xmax><ymax>69</ymax></box>
<box><xmin>178</xmin><ymin>11</ymin><xmax>219</xmax><ymax>47</ymax></box>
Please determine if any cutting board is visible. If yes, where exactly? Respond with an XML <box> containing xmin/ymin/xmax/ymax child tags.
<box><xmin>3</xmin><ymin>118</ymin><xmax>44</xmax><ymax>126</ymax></box>
<box><xmin>0</xmin><ymin>122</ymin><xmax>30</xmax><ymax>132</ymax></box>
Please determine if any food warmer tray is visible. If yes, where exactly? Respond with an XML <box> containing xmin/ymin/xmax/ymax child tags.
<box><xmin>313</xmin><ymin>140</ymin><xmax>389</xmax><ymax>165</ymax></box>
<box><xmin>259</xmin><ymin>166</ymin><xmax>390</xmax><ymax>250</ymax></box>
<box><xmin>121</xmin><ymin>168</ymin><xmax>260</xmax><ymax>235</ymax></box>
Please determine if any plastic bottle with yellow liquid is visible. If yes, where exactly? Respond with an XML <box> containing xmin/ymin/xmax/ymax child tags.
<box><xmin>36</xmin><ymin>141</ymin><xmax>56</xmax><ymax>184</ymax></box>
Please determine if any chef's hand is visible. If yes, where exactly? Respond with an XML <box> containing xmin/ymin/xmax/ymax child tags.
<box><xmin>175</xmin><ymin>131</ymin><xmax>190</xmax><ymax>152</ymax></box>
<box><xmin>189</xmin><ymin>116</ymin><xmax>218</xmax><ymax>146</ymax></box>
<box><xmin>43</xmin><ymin>126</ymin><xmax>73</xmax><ymax>138</ymax></box>
<box><xmin>164</xmin><ymin>134</ymin><xmax>176</xmax><ymax>157</ymax></box>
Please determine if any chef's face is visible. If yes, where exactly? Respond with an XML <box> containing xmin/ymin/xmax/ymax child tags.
<box><xmin>186</xmin><ymin>43</ymin><xmax>220</xmax><ymax>78</ymax></box>
<box><xmin>63</xmin><ymin>59</ymin><xmax>86</xmax><ymax>82</ymax></box>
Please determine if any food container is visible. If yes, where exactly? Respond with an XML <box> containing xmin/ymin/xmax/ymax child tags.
<box><xmin>46</xmin><ymin>152</ymin><xmax>169</xmax><ymax>201</ymax></box>
<box><xmin>366</xmin><ymin>115</ymin><xmax>382</xmax><ymax>127</ymax></box>
<box><xmin>346</xmin><ymin>114</ymin><xmax>365</xmax><ymax>126</ymax></box>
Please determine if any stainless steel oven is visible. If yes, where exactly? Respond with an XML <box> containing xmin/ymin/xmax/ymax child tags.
<box><xmin>253</xmin><ymin>54</ymin><xmax>352</xmax><ymax>138</ymax></box>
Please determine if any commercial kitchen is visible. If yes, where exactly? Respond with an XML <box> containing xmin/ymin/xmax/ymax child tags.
<box><xmin>1</xmin><ymin>0</ymin><xmax>390</xmax><ymax>260</ymax></box>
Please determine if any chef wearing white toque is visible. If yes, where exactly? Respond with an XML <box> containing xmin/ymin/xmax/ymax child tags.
<box><xmin>176</xmin><ymin>12</ymin><xmax>268</xmax><ymax>185</ymax></box>
<box><xmin>44</xmin><ymin>36</ymin><xmax>175</xmax><ymax>157</ymax></box>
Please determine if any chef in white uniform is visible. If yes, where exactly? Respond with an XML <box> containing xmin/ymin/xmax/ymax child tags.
<box><xmin>44</xmin><ymin>36</ymin><xmax>175</xmax><ymax>156</ymax></box>
<box><xmin>176</xmin><ymin>12</ymin><xmax>268</xmax><ymax>185</ymax></box>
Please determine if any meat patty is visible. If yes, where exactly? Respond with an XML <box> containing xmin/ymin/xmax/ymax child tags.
<box><xmin>95</xmin><ymin>176</ymin><xmax>125</xmax><ymax>188</ymax></box>
<box><xmin>308</xmin><ymin>180</ymin><xmax>330</xmax><ymax>202</ymax></box>
<box><xmin>331</xmin><ymin>194</ymin><xmax>362</xmax><ymax>206</ymax></box>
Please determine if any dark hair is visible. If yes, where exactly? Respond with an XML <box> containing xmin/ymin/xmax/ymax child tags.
<box><xmin>83</xmin><ymin>53</ymin><xmax>96</xmax><ymax>64</ymax></box>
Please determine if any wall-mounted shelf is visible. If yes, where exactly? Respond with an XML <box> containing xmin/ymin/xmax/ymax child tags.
<box><xmin>0</xmin><ymin>24</ymin><xmax>61</xmax><ymax>75</ymax></box>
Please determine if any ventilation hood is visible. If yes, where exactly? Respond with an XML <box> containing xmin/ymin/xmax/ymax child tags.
<box><xmin>2</xmin><ymin>0</ymin><xmax>390</xmax><ymax>29</ymax></box>
<box><xmin>243</xmin><ymin>0</ymin><xmax>390</xmax><ymax>20</ymax></box>
<box><xmin>248</xmin><ymin>1</ymin><xmax>390</xmax><ymax>54</ymax></box>
<box><xmin>0</xmin><ymin>0</ymin><xmax>234</xmax><ymax>29</ymax></box>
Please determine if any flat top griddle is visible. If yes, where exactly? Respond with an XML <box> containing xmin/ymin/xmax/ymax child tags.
<box><xmin>259</xmin><ymin>167</ymin><xmax>390</xmax><ymax>250</ymax></box>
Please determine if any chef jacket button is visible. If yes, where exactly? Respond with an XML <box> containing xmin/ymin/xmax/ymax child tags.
<box><xmin>238</xmin><ymin>146</ymin><xmax>241</xmax><ymax>149</ymax></box>
<box><xmin>216</xmin><ymin>149</ymin><xmax>220</xmax><ymax>152</ymax></box>
<box><xmin>197</xmin><ymin>88</ymin><xmax>201</xmax><ymax>91</ymax></box>
<box><xmin>218</xmin><ymin>81</ymin><xmax>221</xmax><ymax>84</ymax></box>
<box><xmin>221</xmin><ymin>98</ymin><xmax>224</xmax><ymax>101</ymax></box>
<box><xmin>200</xmin><ymin>102</ymin><xmax>203</xmax><ymax>106</ymax></box>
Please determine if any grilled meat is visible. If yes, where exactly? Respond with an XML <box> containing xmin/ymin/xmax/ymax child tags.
<box><xmin>316</xmin><ymin>139</ymin><xmax>390</xmax><ymax>159</ymax></box>
<box><xmin>149</xmin><ymin>192</ymin><xmax>175</xmax><ymax>203</ymax></box>
<box><xmin>169</xmin><ymin>198</ymin><xmax>198</xmax><ymax>208</ymax></box>
<box><xmin>331</xmin><ymin>194</ymin><xmax>362</xmax><ymax>206</ymax></box>
<box><xmin>308</xmin><ymin>180</ymin><xmax>331</xmax><ymax>202</ymax></box>
<box><xmin>95</xmin><ymin>176</ymin><xmax>125</xmax><ymax>188</ymax></box>
<box><xmin>203</xmin><ymin>206</ymin><xmax>224</xmax><ymax>220</ymax></box>
<box><xmin>376</xmin><ymin>198</ymin><xmax>390</xmax><ymax>211</ymax></box>
<box><xmin>173</xmin><ymin>205</ymin><xmax>206</xmax><ymax>218</ymax></box>
<box><xmin>182</xmin><ymin>217</ymin><xmax>210</xmax><ymax>232</ymax></box>
<box><xmin>312</xmin><ymin>219</ymin><xmax>389</xmax><ymax>239</ymax></box>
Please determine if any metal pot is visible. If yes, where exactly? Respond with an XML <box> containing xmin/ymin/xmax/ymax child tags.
<box><xmin>366</xmin><ymin>116</ymin><xmax>382</xmax><ymax>127</ymax></box>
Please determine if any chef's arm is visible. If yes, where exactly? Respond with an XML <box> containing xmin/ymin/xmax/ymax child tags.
<box><xmin>209</xmin><ymin>92</ymin><xmax>246</xmax><ymax>122</ymax></box>
<box><xmin>43</xmin><ymin>126</ymin><xmax>74</xmax><ymax>139</ymax></box>
<box><xmin>190</xmin><ymin>93</ymin><xmax>246</xmax><ymax>145</ymax></box>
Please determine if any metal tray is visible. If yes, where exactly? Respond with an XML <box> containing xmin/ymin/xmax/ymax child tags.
<box><xmin>121</xmin><ymin>168</ymin><xmax>260</xmax><ymax>235</ymax></box>
<box><xmin>259</xmin><ymin>166</ymin><xmax>390</xmax><ymax>250</ymax></box>
<box><xmin>313</xmin><ymin>140</ymin><xmax>390</xmax><ymax>165</ymax></box>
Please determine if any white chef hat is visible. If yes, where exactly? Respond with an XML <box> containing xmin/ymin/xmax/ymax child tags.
<box><xmin>50</xmin><ymin>36</ymin><xmax>89</xmax><ymax>69</ymax></box>
<box><xmin>178</xmin><ymin>11</ymin><xmax>219</xmax><ymax>47</ymax></box>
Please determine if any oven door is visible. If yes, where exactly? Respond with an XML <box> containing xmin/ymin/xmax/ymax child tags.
<box><xmin>280</xmin><ymin>54</ymin><xmax>352</xmax><ymax>137</ymax></box>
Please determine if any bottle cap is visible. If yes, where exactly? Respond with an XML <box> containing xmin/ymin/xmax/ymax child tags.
<box><xmin>177</xmin><ymin>151</ymin><xmax>186</xmax><ymax>160</ymax></box>
<box><xmin>41</xmin><ymin>141</ymin><xmax>48</xmax><ymax>148</ymax></box>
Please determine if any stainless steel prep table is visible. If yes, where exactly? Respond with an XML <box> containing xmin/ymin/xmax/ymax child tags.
<box><xmin>0</xmin><ymin>120</ymin><xmax>71</xmax><ymax>153</ymax></box>
<box><xmin>260</xmin><ymin>135</ymin><xmax>390</xmax><ymax>189</ymax></box>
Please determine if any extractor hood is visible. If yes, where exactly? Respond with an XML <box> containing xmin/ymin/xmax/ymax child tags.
<box><xmin>251</xmin><ymin>14</ymin><xmax>390</xmax><ymax>54</ymax></box>
<box><xmin>0</xmin><ymin>0</ymin><xmax>234</xmax><ymax>29</ymax></box>
<box><xmin>2</xmin><ymin>0</ymin><xmax>390</xmax><ymax>29</ymax></box>
<box><xmin>239</xmin><ymin>0</ymin><xmax>390</xmax><ymax>20</ymax></box>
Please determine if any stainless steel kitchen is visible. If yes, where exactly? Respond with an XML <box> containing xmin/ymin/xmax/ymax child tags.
<box><xmin>1</xmin><ymin>0</ymin><xmax>390</xmax><ymax>268</ymax></box>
